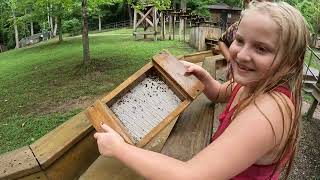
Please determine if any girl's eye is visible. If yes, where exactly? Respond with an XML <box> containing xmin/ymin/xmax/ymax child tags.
<box><xmin>256</xmin><ymin>46</ymin><xmax>268</xmax><ymax>54</ymax></box>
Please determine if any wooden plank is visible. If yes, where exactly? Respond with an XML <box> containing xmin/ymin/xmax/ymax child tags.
<box><xmin>30</xmin><ymin>112</ymin><xmax>93</xmax><ymax>169</ymax></box>
<box><xmin>176</xmin><ymin>50</ymin><xmax>213</xmax><ymax>63</ymax></box>
<box><xmin>0</xmin><ymin>146</ymin><xmax>41</xmax><ymax>180</ymax></box>
<box><xmin>133</xmin><ymin>31</ymin><xmax>156</xmax><ymax>35</ymax></box>
<box><xmin>19</xmin><ymin>171</ymin><xmax>48</xmax><ymax>180</ymax></box>
<box><xmin>79</xmin><ymin>117</ymin><xmax>178</xmax><ymax>180</ymax></box>
<box><xmin>153</xmin><ymin>51</ymin><xmax>204</xmax><ymax>100</ymax></box>
<box><xmin>85</xmin><ymin>100</ymin><xmax>134</xmax><ymax>145</ymax></box>
<box><xmin>43</xmin><ymin>131</ymin><xmax>100</xmax><ymax>180</ymax></box>
<box><xmin>160</xmin><ymin>58</ymin><xmax>216</xmax><ymax>160</ymax></box>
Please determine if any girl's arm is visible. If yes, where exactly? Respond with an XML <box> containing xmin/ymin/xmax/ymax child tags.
<box><xmin>181</xmin><ymin>61</ymin><xmax>234</xmax><ymax>103</ymax></box>
<box><xmin>94</xmin><ymin>93</ymin><xmax>290</xmax><ymax>180</ymax></box>
<box><xmin>218</xmin><ymin>41</ymin><xmax>232</xmax><ymax>63</ymax></box>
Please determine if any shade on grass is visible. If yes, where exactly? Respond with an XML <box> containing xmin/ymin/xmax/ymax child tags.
<box><xmin>0</xmin><ymin>28</ymin><xmax>196</xmax><ymax>154</ymax></box>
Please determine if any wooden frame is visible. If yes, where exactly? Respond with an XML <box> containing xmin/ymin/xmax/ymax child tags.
<box><xmin>133</xmin><ymin>5</ymin><xmax>160</xmax><ymax>41</ymax></box>
<box><xmin>86</xmin><ymin>51</ymin><xmax>204</xmax><ymax>147</ymax></box>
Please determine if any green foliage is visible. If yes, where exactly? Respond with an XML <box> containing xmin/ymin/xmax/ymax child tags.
<box><xmin>128</xmin><ymin>0</ymin><xmax>171</xmax><ymax>10</ymax></box>
<box><xmin>62</xmin><ymin>18</ymin><xmax>81</xmax><ymax>36</ymax></box>
<box><xmin>187</xmin><ymin>0</ymin><xmax>215</xmax><ymax>17</ymax></box>
<box><xmin>295</xmin><ymin>0</ymin><xmax>320</xmax><ymax>34</ymax></box>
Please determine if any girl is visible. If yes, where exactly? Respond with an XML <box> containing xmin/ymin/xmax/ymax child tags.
<box><xmin>94</xmin><ymin>2</ymin><xmax>309</xmax><ymax>179</ymax></box>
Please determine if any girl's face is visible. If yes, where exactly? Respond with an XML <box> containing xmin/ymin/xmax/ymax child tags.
<box><xmin>229</xmin><ymin>11</ymin><xmax>280</xmax><ymax>86</ymax></box>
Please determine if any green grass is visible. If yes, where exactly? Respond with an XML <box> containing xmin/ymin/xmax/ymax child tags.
<box><xmin>0</xmin><ymin>28</ymin><xmax>196</xmax><ymax>154</ymax></box>
<box><xmin>303</xmin><ymin>91</ymin><xmax>314</xmax><ymax>103</ymax></box>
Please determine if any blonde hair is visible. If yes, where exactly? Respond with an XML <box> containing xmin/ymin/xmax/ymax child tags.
<box><xmin>230</xmin><ymin>1</ymin><xmax>309</xmax><ymax>179</ymax></box>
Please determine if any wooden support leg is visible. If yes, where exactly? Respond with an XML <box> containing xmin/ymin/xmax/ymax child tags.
<box><xmin>173</xmin><ymin>16</ymin><xmax>175</xmax><ymax>40</ymax></box>
<box><xmin>168</xmin><ymin>15</ymin><xmax>172</xmax><ymax>40</ymax></box>
<box><xmin>306</xmin><ymin>98</ymin><xmax>318</xmax><ymax>120</ymax></box>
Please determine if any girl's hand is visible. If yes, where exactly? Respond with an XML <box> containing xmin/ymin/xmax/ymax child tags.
<box><xmin>181</xmin><ymin>60</ymin><xmax>205</xmax><ymax>80</ymax></box>
<box><xmin>94</xmin><ymin>123</ymin><xmax>125</xmax><ymax>157</ymax></box>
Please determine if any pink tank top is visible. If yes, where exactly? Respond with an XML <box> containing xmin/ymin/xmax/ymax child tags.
<box><xmin>211</xmin><ymin>84</ymin><xmax>292</xmax><ymax>180</ymax></box>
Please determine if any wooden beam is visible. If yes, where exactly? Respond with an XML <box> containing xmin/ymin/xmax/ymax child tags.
<box><xmin>0</xmin><ymin>146</ymin><xmax>41</xmax><ymax>180</ymax></box>
<box><xmin>30</xmin><ymin>112</ymin><xmax>93</xmax><ymax>169</ymax></box>
<box><xmin>153</xmin><ymin>7</ymin><xmax>157</xmax><ymax>41</ymax></box>
<box><xmin>153</xmin><ymin>52</ymin><xmax>204</xmax><ymax>100</ymax></box>
<box><xmin>136</xmin><ymin>8</ymin><xmax>153</xmax><ymax>28</ymax></box>
<box><xmin>160</xmin><ymin>57</ymin><xmax>216</xmax><ymax>161</ymax></box>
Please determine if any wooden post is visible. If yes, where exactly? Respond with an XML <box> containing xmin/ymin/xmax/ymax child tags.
<box><xmin>144</xmin><ymin>21</ymin><xmax>147</xmax><ymax>39</ymax></box>
<box><xmin>169</xmin><ymin>13</ymin><xmax>172</xmax><ymax>40</ymax></box>
<box><xmin>153</xmin><ymin>7</ymin><xmax>157</xmax><ymax>41</ymax></box>
<box><xmin>183</xmin><ymin>17</ymin><xmax>186</xmax><ymax>42</ymax></box>
<box><xmin>163</xmin><ymin>12</ymin><xmax>166</xmax><ymax>38</ymax></box>
<box><xmin>133</xmin><ymin>8</ymin><xmax>137</xmax><ymax>39</ymax></box>
<box><xmin>161</xmin><ymin>12</ymin><xmax>165</xmax><ymax>40</ymax></box>
<box><xmin>173</xmin><ymin>13</ymin><xmax>176</xmax><ymax>40</ymax></box>
<box><xmin>306</xmin><ymin>98</ymin><xmax>318</xmax><ymax>120</ymax></box>
<box><xmin>179</xmin><ymin>15</ymin><xmax>182</xmax><ymax>41</ymax></box>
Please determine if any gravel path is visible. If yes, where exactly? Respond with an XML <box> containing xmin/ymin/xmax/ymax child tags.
<box><xmin>287</xmin><ymin>102</ymin><xmax>320</xmax><ymax>179</ymax></box>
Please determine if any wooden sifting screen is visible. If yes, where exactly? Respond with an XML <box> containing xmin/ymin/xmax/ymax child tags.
<box><xmin>86</xmin><ymin>51</ymin><xmax>204</xmax><ymax>147</ymax></box>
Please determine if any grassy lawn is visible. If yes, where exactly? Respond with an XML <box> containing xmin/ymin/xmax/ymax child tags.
<box><xmin>0</xmin><ymin>28</ymin><xmax>196</xmax><ymax>154</ymax></box>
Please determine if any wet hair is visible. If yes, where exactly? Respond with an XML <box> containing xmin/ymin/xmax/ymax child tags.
<box><xmin>243</xmin><ymin>0</ymin><xmax>274</xmax><ymax>8</ymax></box>
<box><xmin>229</xmin><ymin>1</ymin><xmax>309</xmax><ymax>179</ymax></box>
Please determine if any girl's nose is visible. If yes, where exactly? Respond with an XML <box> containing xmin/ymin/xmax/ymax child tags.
<box><xmin>237</xmin><ymin>46</ymin><xmax>251</xmax><ymax>62</ymax></box>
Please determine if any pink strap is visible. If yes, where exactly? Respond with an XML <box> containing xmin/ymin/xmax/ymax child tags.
<box><xmin>225</xmin><ymin>83</ymin><xmax>242</xmax><ymax>111</ymax></box>
<box><xmin>274</xmin><ymin>86</ymin><xmax>292</xmax><ymax>99</ymax></box>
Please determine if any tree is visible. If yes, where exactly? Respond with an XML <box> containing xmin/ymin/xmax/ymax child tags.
<box><xmin>41</xmin><ymin>0</ymin><xmax>73</xmax><ymax>42</ymax></box>
<box><xmin>82</xmin><ymin>0</ymin><xmax>123</xmax><ymax>64</ymax></box>
<box><xmin>7</xmin><ymin>0</ymin><xmax>20</xmax><ymax>48</ymax></box>
<box><xmin>128</xmin><ymin>0</ymin><xmax>171</xmax><ymax>10</ymax></box>
<box><xmin>82</xmin><ymin>0</ymin><xmax>90</xmax><ymax>64</ymax></box>
<box><xmin>294</xmin><ymin>0</ymin><xmax>320</xmax><ymax>35</ymax></box>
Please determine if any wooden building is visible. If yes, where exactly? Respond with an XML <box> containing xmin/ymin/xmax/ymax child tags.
<box><xmin>208</xmin><ymin>3</ymin><xmax>242</xmax><ymax>31</ymax></box>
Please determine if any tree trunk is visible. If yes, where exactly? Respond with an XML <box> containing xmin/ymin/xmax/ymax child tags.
<box><xmin>12</xmin><ymin>8</ymin><xmax>19</xmax><ymax>48</ymax></box>
<box><xmin>50</xmin><ymin>4</ymin><xmax>53</xmax><ymax>31</ymax></box>
<box><xmin>51</xmin><ymin>17</ymin><xmax>58</xmax><ymax>37</ymax></box>
<box><xmin>82</xmin><ymin>0</ymin><xmax>90</xmax><ymax>65</ymax></box>
<box><xmin>53</xmin><ymin>17</ymin><xmax>58</xmax><ymax>36</ymax></box>
<box><xmin>98</xmin><ymin>14</ymin><xmax>101</xmax><ymax>31</ymax></box>
<box><xmin>31</xmin><ymin>21</ymin><xmax>34</xmax><ymax>36</ymax></box>
<box><xmin>47</xmin><ymin>5</ymin><xmax>51</xmax><ymax>37</ymax></box>
<box><xmin>47</xmin><ymin>5</ymin><xmax>50</xmax><ymax>29</ymax></box>
<box><xmin>58</xmin><ymin>16</ymin><xmax>63</xmax><ymax>42</ymax></box>
<box><xmin>179</xmin><ymin>0</ymin><xmax>186</xmax><ymax>41</ymax></box>
<box><xmin>127</xmin><ymin>3</ymin><xmax>133</xmax><ymax>26</ymax></box>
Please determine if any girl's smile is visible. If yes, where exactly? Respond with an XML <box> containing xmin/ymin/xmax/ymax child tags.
<box><xmin>235</xmin><ymin>59</ymin><xmax>255</xmax><ymax>72</ymax></box>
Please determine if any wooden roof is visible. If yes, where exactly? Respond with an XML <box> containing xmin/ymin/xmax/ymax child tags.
<box><xmin>208</xmin><ymin>3</ymin><xmax>242</xmax><ymax>11</ymax></box>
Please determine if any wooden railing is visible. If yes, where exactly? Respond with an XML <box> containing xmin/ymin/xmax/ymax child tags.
<box><xmin>304</xmin><ymin>46</ymin><xmax>320</xmax><ymax>119</ymax></box>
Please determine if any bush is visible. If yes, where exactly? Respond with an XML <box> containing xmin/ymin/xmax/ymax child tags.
<box><xmin>63</xmin><ymin>18</ymin><xmax>82</xmax><ymax>36</ymax></box>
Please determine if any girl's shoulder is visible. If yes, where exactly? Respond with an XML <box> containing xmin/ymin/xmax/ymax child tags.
<box><xmin>237</xmin><ymin>90</ymin><xmax>294</xmax><ymax>146</ymax></box>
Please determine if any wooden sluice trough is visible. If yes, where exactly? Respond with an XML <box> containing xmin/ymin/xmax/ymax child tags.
<box><xmin>0</xmin><ymin>51</ymin><xmax>226</xmax><ymax>180</ymax></box>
